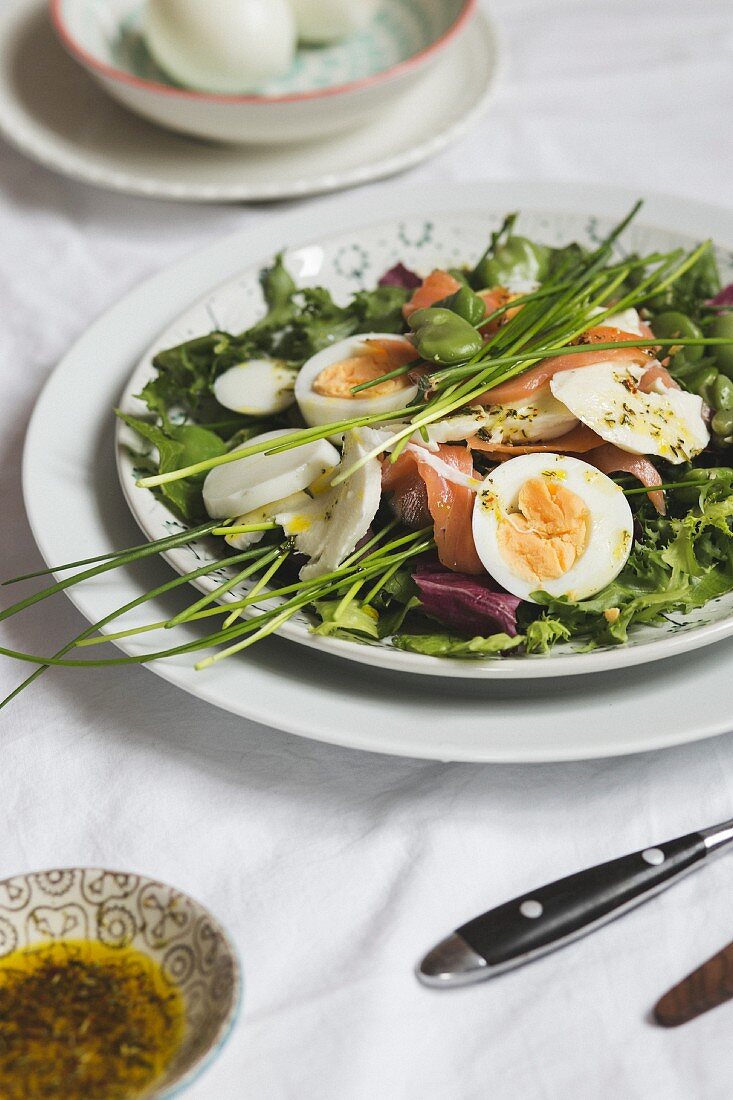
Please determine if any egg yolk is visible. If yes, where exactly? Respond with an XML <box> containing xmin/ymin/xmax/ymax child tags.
<box><xmin>313</xmin><ymin>340</ymin><xmax>416</xmax><ymax>400</ymax></box>
<box><xmin>497</xmin><ymin>477</ymin><xmax>590</xmax><ymax>585</ymax></box>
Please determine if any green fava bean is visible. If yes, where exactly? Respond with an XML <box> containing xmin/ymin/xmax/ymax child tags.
<box><xmin>472</xmin><ymin>236</ymin><xmax>550</xmax><ymax>291</ymax></box>
<box><xmin>651</xmin><ymin>311</ymin><xmax>704</xmax><ymax>362</ymax></box>
<box><xmin>447</xmin><ymin>267</ymin><xmax>470</xmax><ymax>286</ymax></box>
<box><xmin>712</xmin><ymin>409</ymin><xmax>733</xmax><ymax>438</ymax></box>
<box><xmin>713</xmin><ymin>373</ymin><xmax>733</xmax><ymax>411</ymax></box>
<box><xmin>686</xmin><ymin>364</ymin><xmax>719</xmax><ymax>403</ymax></box>
<box><xmin>711</xmin><ymin>313</ymin><xmax>733</xmax><ymax>377</ymax></box>
<box><xmin>409</xmin><ymin>307</ymin><xmax>484</xmax><ymax>365</ymax></box>
<box><xmin>436</xmin><ymin>285</ymin><xmax>486</xmax><ymax>326</ymax></box>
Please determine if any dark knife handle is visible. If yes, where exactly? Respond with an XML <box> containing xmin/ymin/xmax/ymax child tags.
<box><xmin>458</xmin><ymin>832</ymin><xmax>707</xmax><ymax>974</ymax></box>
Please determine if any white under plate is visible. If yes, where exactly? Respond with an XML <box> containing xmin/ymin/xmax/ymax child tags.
<box><xmin>21</xmin><ymin>182</ymin><xmax>733</xmax><ymax>760</ymax></box>
<box><xmin>115</xmin><ymin>200</ymin><xmax>733</xmax><ymax>679</ymax></box>
<box><xmin>0</xmin><ymin>0</ymin><xmax>498</xmax><ymax>203</ymax></box>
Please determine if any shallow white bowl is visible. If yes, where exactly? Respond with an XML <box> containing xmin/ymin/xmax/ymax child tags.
<box><xmin>50</xmin><ymin>0</ymin><xmax>476</xmax><ymax>144</ymax></box>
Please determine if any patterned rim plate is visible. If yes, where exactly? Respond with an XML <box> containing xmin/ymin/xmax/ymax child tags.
<box><xmin>0</xmin><ymin>867</ymin><xmax>241</xmax><ymax>1098</ymax></box>
<box><xmin>117</xmin><ymin>207</ymin><xmax>733</xmax><ymax>680</ymax></box>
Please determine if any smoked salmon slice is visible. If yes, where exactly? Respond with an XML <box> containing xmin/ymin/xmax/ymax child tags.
<box><xmin>403</xmin><ymin>270</ymin><xmax>463</xmax><ymax>321</ymax></box>
<box><xmin>467</xmin><ymin>423</ymin><xmax>604</xmax><ymax>457</ymax></box>
<box><xmin>474</xmin><ymin>345</ymin><xmax>654</xmax><ymax>406</ymax></box>
<box><xmin>382</xmin><ymin>445</ymin><xmax>484</xmax><ymax>574</ymax></box>
<box><xmin>585</xmin><ymin>443</ymin><xmax>666</xmax><ymax>515</ymax></box>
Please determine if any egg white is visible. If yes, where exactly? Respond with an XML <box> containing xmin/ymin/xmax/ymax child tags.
<box><xmin>144</xmin><ymin>0</ymin><xmax>296</xmax><ymax>93</ymax></box>
<box><xmin>213</xmin><ymin>359</ymin><xmax>296</xmax><ymax>417</ymax></box>
<box><xmin>472</xmin><ymin>453</ymin><xmax>634</xmax><ymax>603</ymax></box>
<box><xmin>295</xmin><ymin>334</ymin><xmax>419</xmax><ymax>432</ymax></box>
<box><xmin>290</xmin><ymin>0</ymin><xmax>378</xmax><ymax>43</ymax></box>
<box><xmin>550</xmin><ymin>360</ymin><xmax>709</xmax><ymax>463</ymax></box>
<box><xmin>203</xmin><ymin>429</ymin><xmax>339</xmax><ymax>519</ymax></box>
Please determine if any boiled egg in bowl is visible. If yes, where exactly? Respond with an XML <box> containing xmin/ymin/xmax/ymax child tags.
<box><xmin>290</xmin><ymin>0</ymin><xmax>379</xmax><ymax>44</ymax></box>
<box><xmin>144</xmin><ymin>0</ymin><xmax>296</xmax><ymax>94</ymax></box>
<box><xmin>472</xmin><ymin>453</ymin><xmax>634</xmax><ymax>603</ymax></box>
<box><xmin>295</xmin><ymin>335</ymin><xmax>420</xmax><ymax>431</ymax></box>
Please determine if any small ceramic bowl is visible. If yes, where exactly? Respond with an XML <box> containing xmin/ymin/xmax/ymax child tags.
<box><xmin>50</xmin><ymin>0</ymin><xmax>476</xmax><ymax>145</ymax></box>
<box><xmin>0</xmin><ymin>867</ymin><xmax>240</xmax><ymax>1098</ymax></box>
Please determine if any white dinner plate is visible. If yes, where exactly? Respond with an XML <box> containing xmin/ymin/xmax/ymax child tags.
<box><xmin>0</xmin><ymin>0</ymin><xmax>498</xmax><ymax>203</ymax></box>
<box><xmin>21</xmin><ymin>181</ymin><xmax>733</xmax><ymax>760</ymax></box>
<box><xmin>115</xmin><ymin>199</ymin><xmax>733</xmax><ymax>679</ymax></box>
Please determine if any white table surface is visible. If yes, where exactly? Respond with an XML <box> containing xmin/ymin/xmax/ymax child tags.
<box><xmin>2</xmin><ymin>1</ymin><xmax>733</xmax><ymax>1096</ymax></box>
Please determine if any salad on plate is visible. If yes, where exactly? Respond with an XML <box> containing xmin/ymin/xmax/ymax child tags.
<box><xmin>4</xmin><ymin>203</ymin><xmax>733</xmax><ymax>692</ymax></box>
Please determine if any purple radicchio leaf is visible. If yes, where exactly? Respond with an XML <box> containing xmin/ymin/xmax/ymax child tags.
<box><xmin>378</xmin><ymin>263</ymin><xmax>422</xmax><ymax>291</ymax></box>
<box><xmin>412</xmin><ymin>561</ymin><xmax>523</xmax><ymax>637</ymax></box>
<box><xmin>707</xmin><ymin>283</ymin><xmax>733</xmax><ymax>308</ymax></box>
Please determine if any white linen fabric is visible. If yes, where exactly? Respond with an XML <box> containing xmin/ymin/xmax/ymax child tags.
<box><xmin>1</xmin><ymin>1</ymin><xmax>733</xmax><ymax>1097</ymax></box>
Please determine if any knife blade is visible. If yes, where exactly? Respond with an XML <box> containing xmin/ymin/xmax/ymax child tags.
<box><xmin>417</xmin><ymin>817</ymin><xmax>733</xmax><ymax>988</ymax></box>
<box><xmin>654</xmin><ymin>939</ymin><xmax>733</xmax><ymax>1027</ymax></box>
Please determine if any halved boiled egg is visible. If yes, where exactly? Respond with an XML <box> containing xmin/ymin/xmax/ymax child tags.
<box><xmin>295</xmin><ymin>334</ymin><xmax>419</xmax><ymax>431</ymax></box>
<box><xmin>225</xmin><ymin>429</ymin><xmax>383</xmax><ymax>580</ymax></box>
<box><xmin>550</xmin><ymin>360</ymin><xmax>709</xmax><ymax>463</ymax></box>
<box><xmin>213</xmin><ymin>359</ymin><xmax>296</xmax><ymax>416</ymax></box>
<box><xmin>203</xmin><ymin>429</ymin><xmax>339</xmax><ymax>519</ymax></box>
<box><xmin>472</xmin><ymin>453</ymin><xmax>633</xmax><ymax>603</ymax></box>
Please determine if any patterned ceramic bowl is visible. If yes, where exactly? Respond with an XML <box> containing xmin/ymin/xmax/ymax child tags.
<box><xmin>0</xmin><ymin>867</ymin><xmax>240</xmax><ymax>1098</ymax></box>
<box><xmin>50</xmin><ymin>0</ymin><xmax>476</xmax><ymax>144</ymax></box>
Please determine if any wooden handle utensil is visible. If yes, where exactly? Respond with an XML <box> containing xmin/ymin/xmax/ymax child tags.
<box><xmin>654</xmin><ymin>940</ymin><xmax>733</xmax><ymax>1027</ymax></box>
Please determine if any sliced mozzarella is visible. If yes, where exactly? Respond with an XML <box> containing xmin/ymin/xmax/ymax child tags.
<box><xmin>295</xmin><ymin>428</ymin><xmax>383</xmax><ymax>580</ymax></box>
<box><xmin>213</xmin><ymin>360</ymin><xmax>296</xmax><ymax>416</ymax></box>
<box><xmin>550</xmin><ymin>360</ymin><xmax>709</xmax><ymax>463</ymax></box>
<box><xmin>203</xmin><ymin>429</ymin><xmax>339</xmax><ymax>519</ymax></box>
<box><xmin>295</xmin><ymin>334</ymin><xmax>419</xmax><ymax>432</ymax></box>
<box><xmin>472</xmin><ymin>453</ymin><xmax>633</xmax><ymax>603</ymax></box>
<box><xmin>590</xmin><ymin>306</ymin><xmax>644</xmax><ymax>335</ymax></box>
<box><xmin>385</xmin><ymin>393</ymin><xmax>577</xmax><ymax>451</ymax></box>
<box><xmin>463</xmin><ymin>388</ymin><xmax>579</xmax><ymax>445</ymax></box>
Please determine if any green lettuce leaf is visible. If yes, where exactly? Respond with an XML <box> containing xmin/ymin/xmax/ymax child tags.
<box><xmin>533</xmin><ymin>485</ymin><xmax>733</xmax><ymax>646</ymax></box>
<box><xmin>311</xmin><ymin>600</ymin><xmax>380</xmax><ymax>640</ymax></box>
<box><xmin>392</xmin><ymin>632</ymin><xmax>524</xmax><ymax>658</ymax></box>
<box><xmin>117</xmin><ymin>412</ymin><xmax>226</xmax><ymax>521</ymax></box>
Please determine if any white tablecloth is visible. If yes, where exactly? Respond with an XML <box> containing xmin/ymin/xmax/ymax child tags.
<box><xmin>2</xmin><ymin>1</ymin><xmax>733</xmax><ymax>1096</ymax></box>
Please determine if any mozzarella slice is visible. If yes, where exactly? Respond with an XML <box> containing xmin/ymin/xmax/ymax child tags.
<box><xmin>214</xmin><ymin>360</ymin><xmax>296</xmax><ymax>416</ymax></box>
<box><xmin>550</xmin><ymin>360</ymin><xmax>709</xmax><ymax>463</ymax></box>
<box><xmin>203</xmin><ymin>429</ymin><xmax>339</xmax><ymax>519</ymax></box>
<box><xmin>463</xmin><ymin>388</ymin><xmax>579</xmax><ymax>445</ymax></box>
<box><xmin>295</xmin><ymin>428</ymin><xmax>383</xmax><ymax>580</ymax></box>
<box><xmin>472</xmin><ymin>453</ymin><xmax>634</xmax><ymax>603</ymax></box>
<box><xmin>590</xmin><ymin>306</ymin><xmax>644</xmax><ymax>335</ymax></box>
